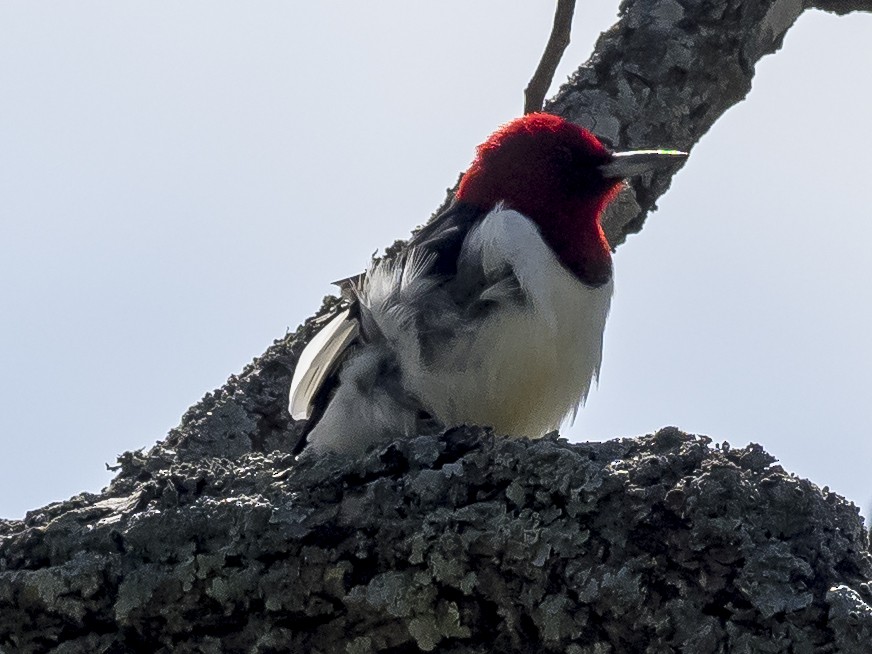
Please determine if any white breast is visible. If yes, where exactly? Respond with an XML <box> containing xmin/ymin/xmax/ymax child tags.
<box><xmin>398</xmin><ymin>207</ymin><xmax>613</xmax><ymax>437</ymax></box>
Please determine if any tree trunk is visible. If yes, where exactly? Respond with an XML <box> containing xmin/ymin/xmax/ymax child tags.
<box><xmin>2</xmin><ymin>0</ymin><xmax>871</xmax><ymax>651</ymax></box>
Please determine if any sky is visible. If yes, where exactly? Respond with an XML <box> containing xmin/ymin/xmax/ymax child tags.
<box><xmin>1</xmin><ymin>3</ymin><xmax>870</xmax><ymax>521</ymax></box>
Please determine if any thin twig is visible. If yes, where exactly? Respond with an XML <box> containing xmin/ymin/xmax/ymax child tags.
<box><xmin>524</xmin><ymin>0</ymin><xmax>577</xmax><ymax>114</ymax></box>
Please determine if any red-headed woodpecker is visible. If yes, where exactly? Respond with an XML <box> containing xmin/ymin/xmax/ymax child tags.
<box><xmin>290</xmin><ymin>113</ymin><xmax>686</xmax><ymax>455</ymax></box>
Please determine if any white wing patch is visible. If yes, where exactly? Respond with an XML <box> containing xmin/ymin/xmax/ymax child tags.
<box><xmin>288</xmin><ymin>309</ymin><xmax>359</xmax><ymax>420</ymax></box>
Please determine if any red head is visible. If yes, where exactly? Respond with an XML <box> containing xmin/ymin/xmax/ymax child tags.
<box><xmin>456</xmin><ymin>113</ymin><xmax>622</xmax><ymax>285</ymax></box>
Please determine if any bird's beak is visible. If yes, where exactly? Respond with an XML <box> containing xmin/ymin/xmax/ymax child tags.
<box><xmin>599</xmin><ymin>149</ymin><xmax>688</xmax><ymax>179</ymax></box>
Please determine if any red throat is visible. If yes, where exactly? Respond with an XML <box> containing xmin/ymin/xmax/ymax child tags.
<box><xmin>536</xmin><ymin>184</ymin><xmax>620</xmax><ymax>287</ymax></box>
<box><xmin>456</xmin><ymin>114</ymin><xmax>617</xmax><ymax>286</ymax></box>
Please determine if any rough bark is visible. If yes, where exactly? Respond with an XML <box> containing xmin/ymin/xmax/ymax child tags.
<box><xmin>2</xmin><ymin>429</ymin><xmax>871</xmax><ymax>653</ymax></box>
<box><xmin>2</xmin><ymin>0</ymin><xmax>871</xmax><ymax>651</ymax></box>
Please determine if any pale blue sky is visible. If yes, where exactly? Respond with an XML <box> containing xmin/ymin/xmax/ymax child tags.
<box><xmin>1</xmin><ymin>3</ymin><xmax>870</xmax><ymax>520</ymax></box>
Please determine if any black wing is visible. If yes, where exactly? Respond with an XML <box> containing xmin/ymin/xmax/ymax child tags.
<box><xmin>406</xmin><ymin>201</ymin><xmax>485</xmax><ymax>278</ymax></box>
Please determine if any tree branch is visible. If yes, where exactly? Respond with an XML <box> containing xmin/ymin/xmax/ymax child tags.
<box><xmin>524</xmin><ymin>0</ymin><xmax>577</xmax><ymax>114</ymax></box>
<box><xmin>811</xmin><ymin>0</ymin><xmax>872</xmax><ymax>15</ymax></box>
<box><xmin>2</xmin><ymin>0</ymin><xmax>871</xmax><ymax>650</ymax></box>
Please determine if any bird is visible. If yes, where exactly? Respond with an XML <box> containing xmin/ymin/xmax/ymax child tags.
<box><xmin>289</xmin><ymin>113</ymin><xmax>686</xmax><ymax>455</ymax></box>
